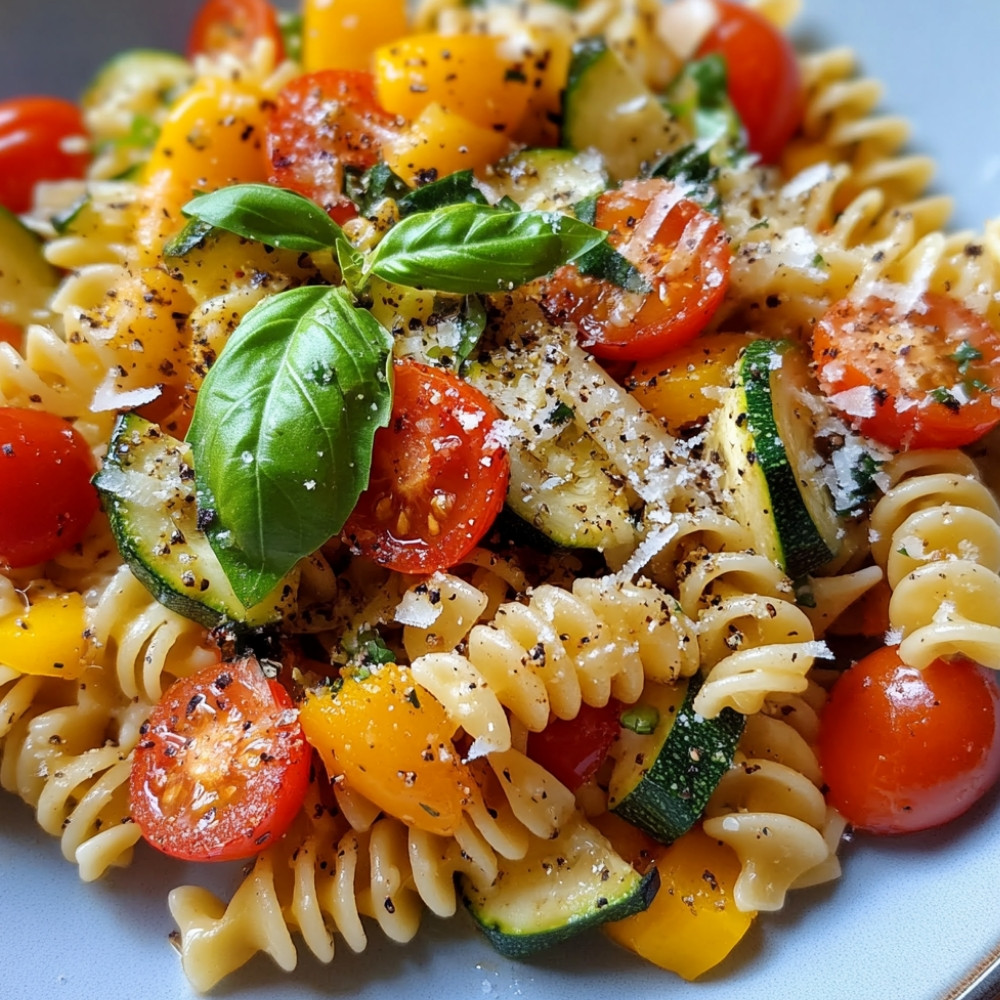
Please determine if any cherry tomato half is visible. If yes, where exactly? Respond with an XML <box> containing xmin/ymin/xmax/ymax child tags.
<box><xmin>342</xmin><ymin>360</ymin><xmax>510</xmax><ymax>574</ymax></box>
<box><xmin>813</xmin><ymin>291</ymin><xmax>1000</xmax><ymax>450</ymax></box>
<box><xmin>266</xmin><ymin>70</ymin><xmax>403</xmax><ymax>224</ymax></box>
<box><xmin>0</xmin><ymin>97</ymin><xmax>90</xmax><ymax>214</ymax></box>
<box><xmin>188</xmin><ymin>0</ymin><xmax>285</xmax><ymax>63</ymax></box>
<box><xmin>696</xmin><ymin>0</ymin><xmax>805</xmax><ymax>164</ymax></box>
<box><xmin>0</xmin><ymin>407</ymin><xmax>99</xmax><ymax>569</ymax></box>
<box><xmin>541</xmin><ymin>179</ymin><xmax>731</xmax><ymax>362</ymax></box>
<box><xmin>818</xmin><ymin>646</ymin><xmax>1000</xmax><ymax>835</ymax></box>
<box><xmin>129</xmin><ymin>656</ymin><xmax>312</xmax><ymax>861</ymax></box>
<box><xmin>525</xmin><ymin>700</ymin><xmax>622</xmax><ymax>791</ymax></box>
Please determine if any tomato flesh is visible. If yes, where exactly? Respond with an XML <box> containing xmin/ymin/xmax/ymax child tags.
<box><xmin>813</xmin><ymin>292</ymin><xmax>1000</xmax><ymax>450</ymax></box>
<box><xmin>0</xmin><ymin>407</ymin><xmax>99</xmax><ymax>569</ymax></box>
<box><xmin>0</xmin><ymin>97</ymin><xmax>90</xmax><ymax>214</ymax></box>
<box><xmin>541</xmin><ymin>179</ymin><xmax>730</xmax><ymax>361</ymax></box>
<box><xmin>129</xmin><ymin>656</ymin><xmax>312</xmax><ymax>861</ymax></box>
<box><xmin>266</xmin><ymin>70</ymin><xmax>402</xmax><ymax>224</ymax></box>
<box><xmin>342</xmin><ymin>360</ymin><xmax>510</xmax><ymax>574</ymax></box>
<box><xmin>696</xmin><ymin>0</ymin><xmax>804</xmax><ymax>164</ymax></box>
<box><xmin>525</xmin><ymin>700</ymin><xmax>622</xmax><ymax>791</ymax></box>
<box><xmin>818</xmin><ymin>646</ymin><xmax>1000</xmax><ymax>834</ymax></box>
<box><xmin>188</xmin><ymin>0</ymin><xmax>285</xmax><ymax>62</ymax></box>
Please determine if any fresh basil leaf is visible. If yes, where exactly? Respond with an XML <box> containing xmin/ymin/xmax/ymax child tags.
<box><xmin>179</xmin><ymin>183</ymin><xmax>345</xmax><ymax>252</ymax></box>
<box><xmin>187</xmin><ymin>285</ymin><xmax>393</xmax><ymax>606</ymax></box>
<box><xmin>573</xmin><ymin>193</ymin><xmax>599</xmax><ymax>225</ymax></box>
<box><xmin>573</xmin><ymin>240</ymin><xmax>650</xmax><ymax>294</ymax></box>
<box><xmin>336</xmin><ymin>237</ymin><xmax>366</xmax><ymax>295</ymax></box>
<box><xmin>496</xmin><ymin>195</ymin><xmax>521</xmax><ymax>213</ymax></box>
<box><xmin>368</xmin><ymin>202</ymin><xmax>607</xmax><ymax>294</ymax></box>
<box><xmin>163</xmin><ymin>217</ymin><xmax>216</xmax><ymax>257</ymax></box>
<box><xmin>397</xmin><ymin>170</ymin><xmax>487</xmax><ymax>215</ymax></box>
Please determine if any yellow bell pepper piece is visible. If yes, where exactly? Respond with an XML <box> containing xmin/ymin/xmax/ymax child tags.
<box><xmin>603</xmin><ymin>824</ymin><xmax>756</xmax><ymax>980</ymax></box>
<box><xmin>299</xmin><ymin>661</ymin><xmax>473</xmax><ymax>836</ymax></box>
<box><xmin>381</xmin><ymin>102</ymin><xmax>512</xmax><ymax>186</ymax></box>
<box><xmin>135</xmin><ymin>76</ymin><xmax>270</xmax><ymax>262</ymax></box>
<box><xmin>302</xmin><ymin>0</ymin><xmax>409</xmax><ymax>72</ymax></box>
<box><xmin>374</xmin><ymin>33</ymin><xmax>532</xmax><ymax>135</ymax></box>
<box><xmin>0</xmin><ymin>590</ymin><xmax>89</xmax><ymax>679</ymax></box>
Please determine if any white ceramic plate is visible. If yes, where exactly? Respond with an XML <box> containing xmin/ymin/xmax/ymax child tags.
<box><xmin>2</xmin><ymin>3</ymin><xmax>1000</xmax><ymax>999</ymax></box>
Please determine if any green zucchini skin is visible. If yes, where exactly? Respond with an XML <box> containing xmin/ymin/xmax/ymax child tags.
<box><xmin>94</xmin><ymin>412</ymin><xmax>294</xmax><ymax>629</ymax></box>
<box><xmin>608</xmin><ymin>674</ymin><xmax>744</xmax><ymax>844</ymax></box>
<box><xmin>709</xmin><ymin>338</ymin><xmax>842</xmax><ymax>580</ymax></box>
<box><xmin>461</xmin><ymin>813</ymin><xmax>659</xmax><ymax>958</ymax></box>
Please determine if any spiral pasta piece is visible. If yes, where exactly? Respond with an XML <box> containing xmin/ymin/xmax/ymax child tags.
<box><xmin>703</xmin><ymin>684</ymin><xmax>840</xmax><ymax>911</ymax></box>
<box><xmin>870</xmin><ymin>452</ymin><xmax>1000</xmax><ymax>668</ymax></box>
<box><xmin>167</xmin><ymin>787</ymin><xmax>504</xmax><ymax>991</ymax></box>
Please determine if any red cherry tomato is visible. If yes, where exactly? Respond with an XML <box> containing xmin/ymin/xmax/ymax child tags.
<box><xmin>129</xmin><ymin>656</ymin><xmax>312</xmax><ymax>861</ymax></box>
<box><xmin>525</xmin><ymin>700</ymin><xmax>622</xmax><ymax>791</ymax></box>
<box><xmin>0</xmin><ymin>97</ymin><xmax>90</xmax><ymax>214</ymax></box>
<box><xmin>695</xmin><ymin>0</ymin><xmax>804</xmax><ymax>164</ymax></box>
<box><xmin>818</xmin><ymin>646</ymin><xmax>1000</xmax><ymax>835</ymax></box>
<box><xmin>0</xmin><ymin>407</ymin><xmax>99</xmax><ymax>569</ymax></box>
<box><xmin>541</xmin><ymin>179</ymin><xmax>730</xmax><ymax>362</ymax></box>
<box><xmin>813</xmin><ymin>291</ymin><xmax>1000</xmax><ymax>450</ymax></box>
<box><xmin>266</xmin><ymin>70</ymin><xmax>403</xmax><ymax>224</ymax></box>
<box><xmin>342</xmin><ymin>360</ymin><xmax>510</xmax><ymax>574</ymax></box>
<box><xmin>187</xmin><ymin>0</ymin><xmax>285</xmax><ymax>62</ymax></box>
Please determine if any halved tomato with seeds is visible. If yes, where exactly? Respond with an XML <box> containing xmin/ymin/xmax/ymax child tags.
<box><xmin>341</xmin><ymin>359</ymin><xmax>510</xmax><ymax>574</ymax></box>
<box><xmin>540</xmin><ymin>179</ymin><xmax>730</xmax><ymax>362</ymax></box>
<box><xmin>129</xmin><ymin>656</ymin><xmax>311</xmax><ymax>861</ymax></box>
<box><xmin>813</xmin><ymin>291</ymin><xmax>1000</xmax><ymax>449</ymax></box>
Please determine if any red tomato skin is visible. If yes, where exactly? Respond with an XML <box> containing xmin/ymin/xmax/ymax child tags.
<box><xmin>0</xmin><ymin>97</ymin><xmax>90</xmax><ymax>214</ymax></box>
<box><xmin>818</xmin><ymin>647</ymin><xmax>1000</xmax><ymax>835</ymax></box>
<box><xmin>525</xmin><ymin>700</ymin><xmax>622</xmax><ymax>791</ymax></box>
<box><xmin>696</xmin><ymin>0</ymin><xmax>804</xmax><ymax>164</ymax></box>
<box><xmin>129</xmin><ymin>657</ymin><xmax>312</xmax><ymax>861</ymax></box>
<box><xmin>541</xmin><ymin>179</ymin><xmax>731</xmax><ymax>362</ymax></box>
<box><xmin>188</xmin><ymin>0</ymin><xmax>285</xmax><ymax>62</ymax></box>
<box><xmin>266</xmin><ymin>70</ymin><xmax>402</xmax><ymax>224</ymax></box>
<box><xmin>0</xmin><ymin>407</ymin><xmax>99</xmax><ymax>569</ymax></box>
<box><xmin>813</xmin><ymin>293</ymin><xmax>1000</xmax><ymax>450</ymax></box>
<box><xmin>342</xmin><ymin>361</ymin><xmax>510</xmax><ymax>574</ymax></box>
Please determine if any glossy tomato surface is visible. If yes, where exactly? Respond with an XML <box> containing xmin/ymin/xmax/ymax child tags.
<box><xmin>0</xmin><ymin>96</ymin><xmax>90</xmax><ymax>213</ymax></box>
<box><xmin>129</xmin><ymin>656</ymin><xmax>312</xmax><ymax>861</ymax></box>
<box><xmin>696</xmin><ymin>0</ymin><xmax>805</xmax><ymax>163</ymax></box>
<box><xmin>813</xmin><ymin>291</ymin><xmax>1000</xmax><ymax>449</ymax></box>
<box><xmin>541</xmin><ymin>179</ymin><xmax>730</xmax><ymax>361</ymax></box>
<box><xmin>819</xmin><ymin>646</ymin><xmax>1000</xmax><ymax>834</ymax></box>
<box><xmin>266</xmin><ymin>69</ymin><xmax>402</xmax><ymax>224</ymax></box>
<box><xmin>525</xmin><ymin>700</ymin><xmax>622</xmax><ymax>792</ymax></box>
<box><xmin>0</xmin><ymin>407</ymin><xmax>99</xmax><ymax>569</ymax></box>
<box><xmin>342</xmin><ymin>360</ymin><xmax>510</xmax><ymax>574</ymax></box>
<box><xmin>187</xmin><ymin>0</ymin><xmax>284</xmax><ymax>62</ymax></box>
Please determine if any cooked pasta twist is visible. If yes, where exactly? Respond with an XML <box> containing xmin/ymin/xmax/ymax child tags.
<box><xmin>167</xmin><ymin>785</ymin><xmax>507</xmax><ymax>991</ymax></box>
<box><xmin>703</xmin><ymin>682</ymin><xmax>844</xmax><ymax>911</ymax></box>
<box><xmin>870</xmin><ymin>450</ymin><xmax>1000</xmax><ymax>669</ymax></box>
<box><xmin>0</xmin><ymin>665</ymin><xmax>150</xmax><ymax>880</ymax></box>
<box><xmin>86</xmin><ymin>564</ymin><xmax>219</xmax><ymax>703</ymax></box>
<box><xmin>409</xmin><ymin>573</ymin><xmax>699</xmax><ymax>746</ymax></box>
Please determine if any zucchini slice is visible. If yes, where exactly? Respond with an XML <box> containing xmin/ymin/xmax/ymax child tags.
<box><xmin>461</xmin><ymin>812</ymin><xmax>659</xmax><ymax>958</ymax></box>
<box><xmin>608</xmin><ymin>674</ymin><xmax>744</xmax><ymax>844</ymax></box>
<box><xmin>484</xmin><ymin>148</ymin><xmax>607</xmax><ymax>212</ymax></box>
<box><xmin>561</xmin><ymin>38</ymin><xmax>686</xmax><ymax>182</ymax></box>
<box><xmin>94</xmin><ymin>413</ymin><xmax>295</xmax><ymax>629</ymax></box>
<box><xmin>0</xmin><ymin>206</ymin><xmax>57</xmax><ymax>326</ymax></box>
<box><xmin>707</xmin><ymin>339</ymin><xmax>843</xmax><ymax>579</ymax></box>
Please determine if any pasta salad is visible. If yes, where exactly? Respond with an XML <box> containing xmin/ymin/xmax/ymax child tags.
<box><xmin>1</xmin><ymin>0</ymin><xmax>999</xmax><ymax>995</ymax></box>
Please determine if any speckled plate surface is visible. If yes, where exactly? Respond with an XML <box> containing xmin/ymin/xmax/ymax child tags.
<box><xmin>1</xmin><ymin>3</ymin><xmax>999</xmax><ymax>999</ymax></box>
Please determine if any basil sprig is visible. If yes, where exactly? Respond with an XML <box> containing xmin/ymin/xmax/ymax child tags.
<box><xmin>368</xmin><ymin>202</ymin><xmax>607</xmax><ymax>293</ymax></box>
<box><xmin>187</xmin><ymin>286</ymin><xmax>393</xmax><ymax>607</ymax></box>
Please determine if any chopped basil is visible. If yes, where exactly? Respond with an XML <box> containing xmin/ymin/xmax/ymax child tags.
<box><xmin>620</xmin><ymin>704</ymin><xmax>660</xmax><ymax>735</ymax></box>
